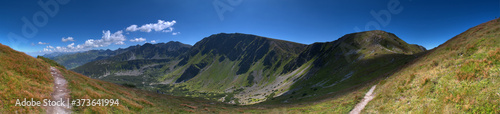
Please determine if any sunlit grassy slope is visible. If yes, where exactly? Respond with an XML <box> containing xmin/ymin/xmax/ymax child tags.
<box><xmin>363</xmin><ymin>19</ymin><xmax>500</xmax><ymax>113</ymax></box>
<box><xmin>0</xmin><ymin>44</ymin><xmax>53</xmax><ymax>113</ymax></box>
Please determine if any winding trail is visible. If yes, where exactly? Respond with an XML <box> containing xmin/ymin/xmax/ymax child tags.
<box><xmin>349</xmin><ymin>85</ymin><xmax>376</xmax><ymax>114</ymax></box>
<box><xmin>46</xmin><ymin>67</ymin><xmax>72</xmax><ymax>114</ymax></box>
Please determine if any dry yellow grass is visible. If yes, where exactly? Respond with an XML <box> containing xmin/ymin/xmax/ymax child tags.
<box><xmin>0</xmin><ymin>44</ymin><xmax>53</xmax><ymax>113</ymax></box>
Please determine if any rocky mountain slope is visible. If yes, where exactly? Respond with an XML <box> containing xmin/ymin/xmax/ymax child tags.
<box><xmin>261</xmin><ymin>30</ymin><xmax>426</xmax><ymax>105</ymax></box>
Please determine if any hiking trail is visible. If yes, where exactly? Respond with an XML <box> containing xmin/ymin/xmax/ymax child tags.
<box><xmin>46</xmin><ymin>67</ymin><xmax>71</xmax><ymax>114</ymax></box>
<box><xmin>349</xmin><ymin>85</ymin><xmax>376</xmax><ymax>114</ymax></box>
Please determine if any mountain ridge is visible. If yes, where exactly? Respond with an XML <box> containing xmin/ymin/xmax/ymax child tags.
<box><xmin>43</xmin><ymin>41</ymin><xmax>192</xmax><ymax>69</ymax></box>
<box><xmin>67</xmin><ymin>30</ymin><xmax>426</xmax><ymax>104</ymax></box>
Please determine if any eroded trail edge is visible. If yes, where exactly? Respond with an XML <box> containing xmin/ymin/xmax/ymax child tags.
<box><xmin>47</xmin><ymin>67</ymin><xmax>71</xmax><ymax>114</ymax></box>
<box><xmin>349</xmin><ymin>85</ymin><xmax>376</xmax><ymax>114</ymax></box>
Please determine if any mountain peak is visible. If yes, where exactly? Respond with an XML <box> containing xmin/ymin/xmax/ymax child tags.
<box><xmin>337</xmin><ymin>30</ymin><xmax>426</xmax><ymax>54</ymax></box>
<box><xmin>193</xmin><ymin>33</ymin><xmax>306</xmax><ymax>60</ymax></box>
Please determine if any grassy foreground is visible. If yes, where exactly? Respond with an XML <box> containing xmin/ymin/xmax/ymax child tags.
<box><xmin>366</xmin><ymin>18</ymin><xmax>500</xmax><ymax>113</ymax></box>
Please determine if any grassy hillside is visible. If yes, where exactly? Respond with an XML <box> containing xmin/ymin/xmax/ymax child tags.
<box><xmin>155</xmin><ymin>33</ymin><xmax>309</xmax><ymax>104</ymax></box>
<box><xmin>0</xmin><ymin>44</ymin><xmax>53</xmax><ymax>113</ymax></box>
<box><xmin>0</xmin><ymin>43</ymin><xmax>243</xmax><ymax>113</ymax></box>
<box><xmin>364</xmin><ymin>19</ymin><xmax>500</xmax><ymax>113</ymax></box>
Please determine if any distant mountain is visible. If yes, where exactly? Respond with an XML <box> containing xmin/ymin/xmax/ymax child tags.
<box><xmin>108</xmin><ymin>41</ymin><xmax>191</xmax><ymax>61</ymax></box>
<box><xmin>44</xmin><ymin>49</ymin><xmax>122</xmax><ymax>69</ymax></box>
<box><xmin>44</xmin><ymin>41</ymin><xmax>191</xmax><ymax>69</ymax></box>
<box><xmin>71</xmin><ymin>41</ymin><xmax>191</xmax><ymax>86</ymax></box>
<box><xmin>42</xmin><ymin>52</ymin><xmax>76</xmax><ymax>58</ymax></box>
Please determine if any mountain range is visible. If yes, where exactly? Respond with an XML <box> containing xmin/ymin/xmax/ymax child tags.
<box><xmin>49</xmin><ymin>30</ymin><xmax>427</xmax><ymax>105</ymax></box>
<box><xmin>19</xmin><ymin>18</ymin><xmax>497</xmax><ymax>113</ymax></box>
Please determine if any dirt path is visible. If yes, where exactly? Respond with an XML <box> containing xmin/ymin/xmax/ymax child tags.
<box><xmin>349</xmin><ymin>85</ymin><xmax>376</xmax><ymax>114</ymax></box>
<box><xmin>46</xmin><ymin>67</ymin><xmax>71</xmax><ymax>114</ymax></box>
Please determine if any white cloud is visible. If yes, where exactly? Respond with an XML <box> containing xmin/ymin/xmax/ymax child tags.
<box><xmin>62</xmin><ymin>37</ymin><xmax>75</xmax><ymax>42</ymax></box>
<box><xmin>67</xmin><ymin>43</ymin><xmax>75</xmax><ymax>48</ymax></box>
<box><xmin>126</xmin><ymin>25</ymin><xmax>139</xmax><ymax>32</ymax></box>
<box><xmin>126</xmin><ymin>20</ymin><xmax>176</xmax><ymax>33</ymax></box>
<box><xmin>43</xmin><ymin>19</ymin><xmax>176</xmax><ymax>53</ymax></box>
<box><xmin>43</xmin><ymin>30</ymin><xmax>126</xmax><ymax>52</ymax></box>
<box><xmin>76</xmin><ymin>30</ymin><xmax>126</xmax><ymax>48</ymax></box>
<box><xmin>172</xmin><ymin>32</ymin><xmax>180</xmax><ymax>35</ymax></box>
<box><xmin>38</xmin><ymin>42</ymin><xmax>48</xmax><ymax>45</ymax></box>
<box><xmin>102</xmin><ymin>30</ymin><xmax>126</xmax><ymax>45</ymax></box>
<box><xmin>130</xmin><ymin>37</ymin><xmax>146</xmax><ymax>42</ymax></box>
<box><xmin>150</xmin><ymin>40</ymin><xmax>156</xmax><ymax>43</ymax></box>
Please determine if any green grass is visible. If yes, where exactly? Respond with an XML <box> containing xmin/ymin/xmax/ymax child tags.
<box><xmin>366</xmin><ymin>18</ymin><xmax>500</xmax><ymax>113</ymax></box>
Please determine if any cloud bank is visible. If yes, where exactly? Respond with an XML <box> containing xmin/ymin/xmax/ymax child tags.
<box><xmin>44</xmin><ymin>30</ymin><xmax>126</xmax><ymax>52</ymax></box>
<box><xmin>43</xmin><ymin>19</ymin><xmax>177</xmax><ymax>53</ymax></box>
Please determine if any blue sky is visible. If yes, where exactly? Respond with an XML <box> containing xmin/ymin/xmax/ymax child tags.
<box><xmin>1</xmin><ymin>0</ymin><xmax>499</xmax><ymax>56</ymax></box>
